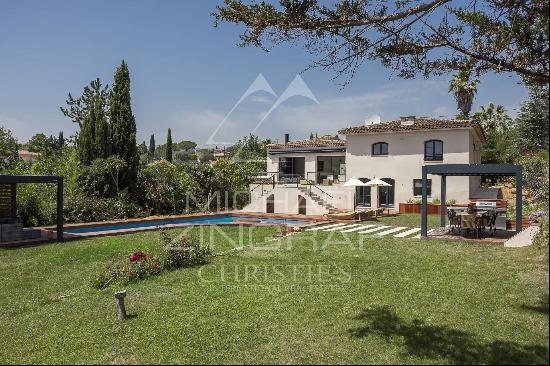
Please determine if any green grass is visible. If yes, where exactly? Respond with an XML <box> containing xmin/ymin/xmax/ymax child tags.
<box><xmin>368</xmin><ymin>213</ymin><xmax>442</xmax><ymax>229</ymax></box>
<box><xmin>0</xmin><ymin>225</ymin><xmax>548</xmax><ymax>364</ymax></box>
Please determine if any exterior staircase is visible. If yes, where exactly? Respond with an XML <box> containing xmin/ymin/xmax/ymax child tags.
<box><xmin>298</xmin><ymin>186</ymin><xmax>336</xmax><ymax>211</ymax></box>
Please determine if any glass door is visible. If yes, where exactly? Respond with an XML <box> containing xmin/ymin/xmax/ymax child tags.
<box><xmin>378</xmin><ymin>178</ymin><xmax>395</xmax><ymax>207</ymax></box>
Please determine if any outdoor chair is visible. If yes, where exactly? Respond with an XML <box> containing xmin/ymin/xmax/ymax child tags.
<box><xmin>487</xmin><ymin>211</ymin><xmax>498</xmax><ymax>236</ymax></box>
<box><xmin>447</xmin><ymin>209</ymin><xmax>461</xmax><ymax>233</ymax></box>
<box><xmin>460</xmin><ymin>214</ymin><xmax>482</xmax><ymax>239</ymax></box>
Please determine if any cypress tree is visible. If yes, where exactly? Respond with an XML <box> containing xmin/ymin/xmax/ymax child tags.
<box><xmin>76</xmin><ymin>78</ymin><xmax>109</xmax><ymax>164</ymax></box>
<box><xmin>109</xmin><ymin>60</ymin><xmax>138</xmax><ymax>192</ymax></box>
<box><xmin>77</xmin><ymin>113</ymin><xmax>96</xmax><ymax>165</ymax></box>
<box><xmin>165</xmin><ymin>128</ymin><xmax>173</xmax><ymax>162</ymax></box>
<box><xmin>58</xmin><ymin>131</ymin><xmax>64</xmax><ymax>148</ymax></box>
<box><xmin>149</xmin><ymin>134</ymin><xmax>155</xmax><ymax>157</ymax></box>
<box><xmin>94</xmin><ymin>90</ymin><xmax>110</xmax><ymax>159</ymax></box>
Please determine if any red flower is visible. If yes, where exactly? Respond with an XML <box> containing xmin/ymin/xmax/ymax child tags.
<box><xmin>130</xmin><ymin>250</ymin><xmax>147</xmax><ymax>263</ymax></box>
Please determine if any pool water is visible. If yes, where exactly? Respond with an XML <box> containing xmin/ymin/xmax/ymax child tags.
<box><xmin>64</xmin><ymin>215</ymin><xmax>308</xmax><ymax>234</ymax></box>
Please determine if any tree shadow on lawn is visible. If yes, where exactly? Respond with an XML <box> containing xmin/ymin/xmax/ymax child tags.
<box><xmin>349</xmin><ymin>306</ymin><xmax>548</xmax><ymax>364</ymax></box>
<box><xmin>521</xmin><ymin>293</ymin><xmax>549</xmax><ymax>315</ymax></box>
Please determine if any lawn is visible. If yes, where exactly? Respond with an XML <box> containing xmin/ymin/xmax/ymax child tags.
<box><xmin>370</xmin><ymin>213</ymin><xmax>442</xmax><ymax>229</ymax></box>
<box><xmin>0</xmin><ymin>224</ymin><xmax>548</xmax><ymax>364</ymax></box>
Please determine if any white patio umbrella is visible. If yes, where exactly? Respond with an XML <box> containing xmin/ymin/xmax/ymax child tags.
<box><xmin>344</xmin><ymin>177</ymin><xmax>368</xmax><ymax>219</ymax></box>
<box><xmin>366</xmin><ymin>178</ymin><xmax>391</xmax><ymax>216</ymax></box>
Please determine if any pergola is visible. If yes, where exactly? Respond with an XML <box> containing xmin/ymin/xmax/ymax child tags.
<box><xmin>421</xmin><ymin>164</ymin><xmax>523</xmax><ymax>238</ymax></box>
<box><xmin>0</xmin><ymin>174</ymin><xmax>64</xmax><ymax>241</ymax></box>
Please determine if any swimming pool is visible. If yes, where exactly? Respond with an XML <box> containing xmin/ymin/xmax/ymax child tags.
<box><xmin>64</xmin><ymin>215</ymin><xmax>309</xmax><ymax>234</ymax></box>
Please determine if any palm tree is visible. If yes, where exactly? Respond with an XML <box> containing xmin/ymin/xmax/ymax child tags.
<box><xmin>473</xmin><ymin>103</ymin><xmax>511</xmax><ymax>132</ymax></box>
<box><xmin>449</xmin><ymin>68</ymin><xmax>479</xmax><ymax>119</ymax></box>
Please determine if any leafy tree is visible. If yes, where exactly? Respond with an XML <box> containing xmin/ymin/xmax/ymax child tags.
<box><xmin>174</xmin><ymin>151</ymin><xmax>197</xmax><ymax>163</ymax></box>
<box><xmin>61</xmin><ymin>78</ymin><xmax>109</xmax><ymax>128</ymax></box>
<box><xmin>197</xmin><ymin>148</ymin><xmax>215</xmax><ymax>162</ymax></box>
<box><xmin>137</xmin><ymin>141</ymin><xmax>148</xmax><ymax>156</ymax></box>
<box><xmin>473</xmin><ymin>103</ymin><xmax>516</xmax><ymax>163</ymax></box>
<box><xmin>149</xmin><ymin>134</ymin><xmax>155</xmax><ymax>157</ymax></box>
<box><xmin>449</xmin><ymin>67</ymin><xmax>479</xmax><ymax>118</ymax></box>
<box><xmin>517</xmin><ymin>150</ymin><xmax>549</xmax><ymax>207</ymax></box>
<box><xmin>227</xmin><ymin>134</ymin><xmax>270</xmax><ymax>170</ymax></box>
<box><xmin>214</xmin><ymin>0</ymin><xmax>549</xmax><ymax>85</ymax></box>
<box><xmin>0</xmin><ymin>126</ymin><xmax>18</xmax><ymax>171</ymax></box>
<box><xmin>212</xmin><ymin>159</ymin><xmax>258</xmax><ymax>209</ymax></box>
<box><xmin>138</xmin><ymin>160</ymin><xmax>199</xmax><ymax>214</ymax></box>
<box><xmin>81</xmin><ymin>156</ymin><xmax>127</xmax><ymax>198</ymax></box>
<box><xmin>516</xmin><ymin>85</ymin><xmax>549</xmax><ymax>154</ymax></box>
<box><xmin>24</xmin><ymin>133</ymin><xmax>51</xmax><ymax>154</ymax></box>
<box><xmin>165</xmin><ymin>128</ymin><xmax>173</xmax><ymax>162</ymax></box>
<box><xmin>183</xmin><ymin>162</ymin><xmax>224</xmax><ymax>210</ymax></box>
<box><xmin>309</xmin><ymin>132</ymin><xmax>314</xmax><ymax>139</ymax></box>
<box><xmin>175</xmin><ymin>140</ymin><xmax>197</xmax><ymax>151</ymax></box>
<box><xmin>109</xmin><ymin>60</ymin><xmax>138</xmax><ymax>192</ymax></box>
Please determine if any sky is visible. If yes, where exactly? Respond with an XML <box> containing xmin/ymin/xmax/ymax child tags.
<box><xmin>0</xmin><ymin>0</ymin><xmax>529</xmax><ymax>147</ymax></box>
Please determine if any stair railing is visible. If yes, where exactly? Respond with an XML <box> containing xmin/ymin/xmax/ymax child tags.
<box><xmin>249</xmin><ymin>172</ymin><xmax>277</xmax><ymax>202</ymax></box>
<box><xmin>305</xmin><ymin>172</ymin><xmax>334</xmax><ymax>199</ymax></box>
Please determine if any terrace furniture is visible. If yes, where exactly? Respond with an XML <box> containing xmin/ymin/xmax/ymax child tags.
<box><xmin>447</xmin><ymin>209</ymin><xmax>461</xmax><ymax>233</ymax></box>
<box><xmin>486</xmin><ymin>211</ymin><xmax>498</xmax><ymax>236</ymax></box>
<box><xmin>299</xmin><ymin>179</ymin><xmax>314</xmax><ymax>185</ymax></box>
<box><xmin>459</xmin><ymin>213</ymin><xmax>485</xmax><ymax>239</ymax></box>
<box><xmin>327</xmin><ymin>211</ymin><xmax>356</xmax><ymax>220</ymax></box>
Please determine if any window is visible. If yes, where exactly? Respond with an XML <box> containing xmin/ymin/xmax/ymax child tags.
<box><xmin>424</xmin><ymin>140</ymin><xmax>443</xmax><ymax>161</ymax></box>
<box><xmin>413</xmin><ymin>179</ymin><xmax>432</xmax><ymax>196</ymax></box>
<box><xmin>372</xmin><ymin>142</ymin><xmax>389</xmax><ymax>156</ymax></box>
<box><xmin>356</xmin><ymin>178</ymin><xmax>371</xmax><ymax>207</ymax></box>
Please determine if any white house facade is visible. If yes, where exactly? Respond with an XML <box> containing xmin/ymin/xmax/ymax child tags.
<box><xmin>243</xmin><ymin>117</ymin><xmax>488</xmax><ymax>215</ymax></box>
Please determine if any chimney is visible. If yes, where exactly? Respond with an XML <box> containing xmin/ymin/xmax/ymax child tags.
<box><xmin>284</xmin><ymin>133</ymin><xmax>290</xmax><ymax>144</ymax></box>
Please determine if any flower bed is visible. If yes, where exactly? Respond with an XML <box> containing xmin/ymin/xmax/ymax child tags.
<box><xmin>399</xmin><ymin>203</ymin><xmax>441</xmax><ymax>215</ymax></box>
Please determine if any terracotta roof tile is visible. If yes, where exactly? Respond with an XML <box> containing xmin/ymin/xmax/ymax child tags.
<box><xmin>339</xmin><ymin>117</ymin><xmax>486</xmax><ymax>142</ymax></box>
<box><xmin>267</xmin><ymin>137</ymin><xmax>346</xmax><ymax>150</ymax></box>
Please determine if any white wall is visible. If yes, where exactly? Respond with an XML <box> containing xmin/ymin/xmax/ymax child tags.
<box><xmin>345</xmin><ymin>128</ymin><xmax>478</xmax><ymax>205</ymax></box>
<box><xmin>242</xmin><ymin>186</ymin><xmax>333</xmax><ymax>215</ymax></box>
<box><xmin>253</xmin><ymin>128</ymin><xmax>483</xmax><ymax>215</ymax></box>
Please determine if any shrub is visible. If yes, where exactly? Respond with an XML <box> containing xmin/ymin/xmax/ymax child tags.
<box><xmin>518</xmin><ymin>150</ymin><xmax>549</xmax><ymax>205</ymax></box>
<box><xmin>92</xmin><ymin>250</ymin><xmax>161</xmax><ymax>289</ymax></box>
<box><xmin>64</xmin><ymin>192</ymin><xmax>145</xmax><ymax>223</ymax></box>
<box><xmin>16</xmin><ymin>184</ymin><xmax>56</xmax><ymax>226</ymax></box>
<box><xmin>160</xmin><ymin>229</ymin><xmax>212</xmax><ymax>270</ymax></box>
<box><xmin>138</xmin><ymin>160</ymin><xmax>199</xmax><ymax>214</ymax></box>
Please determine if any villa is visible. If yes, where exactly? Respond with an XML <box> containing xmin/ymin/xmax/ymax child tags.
<box><xmin>245</xmin><ymin>116</ymin><xmax>491</xmax><ymax>215</ymax></box>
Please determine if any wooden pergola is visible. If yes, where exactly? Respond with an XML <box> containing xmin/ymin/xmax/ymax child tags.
<box><xmin>421</xmin><ymin>164</ymin><xmax>523</xmax><ymax>238</ymax></box>
<box><xmin>0</xmin><ymin>174</ymin><xmax>64</xmax><ymax>241</ymax></box>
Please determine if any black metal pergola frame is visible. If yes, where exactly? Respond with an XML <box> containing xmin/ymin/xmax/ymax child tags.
<box><xmin>421</xmin><ymin>164</ymin><xmax>523</xmax><ymax>238</ymax></box>
<box><xmin>0</xmin><ymin>174</ymin><xmax>64</xmax><ymax>241</ymax></box>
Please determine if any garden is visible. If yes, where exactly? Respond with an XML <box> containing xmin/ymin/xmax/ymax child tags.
<box><xmin>0</xmin><ymin>224</ymin><xmax>548</xmax><ymax>363</ymax></box>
